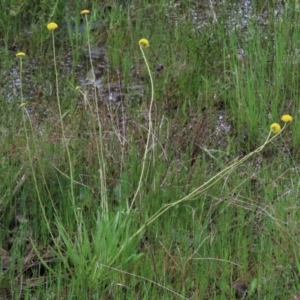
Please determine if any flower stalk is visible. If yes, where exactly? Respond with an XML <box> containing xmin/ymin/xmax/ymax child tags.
<box><xmin>130</xmin><ymin>38</ymin><xmax>154</xmax><ymax>210</ymax></box>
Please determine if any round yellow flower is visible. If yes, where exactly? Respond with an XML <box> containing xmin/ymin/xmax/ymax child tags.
<box><xmin>16</xmin><ymin>52</ymin><xmax>25</xmax><ymax>57</ymax></box>
<box><xmin>270</xmin><ymin>123</ymin><xmax>281</xmax><ymax>134</ymax></box>
<box><xmin>47</xmin><ymin>22</ymin><xmax>58</xmax><ymax>31</ymax></box>
<box><xmin>281</xmin><ymin>114</ymin><xmax>293</xmax><ymax>123</ymax></box>
<box><xmin>80</xmin><ymin>9</ymin><xmax>90</xmax><ymax>15</ymax></box>
<box><xmin>139</xmin><ymin>38</ymin><xmax>149</xmax><ymax>48</ymax></box>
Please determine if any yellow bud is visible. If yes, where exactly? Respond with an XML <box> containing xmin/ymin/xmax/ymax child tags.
<box><xmin>16</xmin><ymin>52</ymin><xmax>26</xmax><ymax>57</ymax></box>
<box><xmin>270</xmin><ymin>123</ymin><xmax>281</xmax><ymax>134</ymax></box>
<box><xmin>281</xmin><ymin>114</ymin><xmax>293</xmax><ymax>123</ymax></box>
<box><xmin>139</xmin><ymin>38</ymin><xmax>149</xmax><ymax>48</ymax></box>
<box><xmin>47</xmin><ymin>22</ymin><xmax>58</xmax><ymax>31</ymax></box>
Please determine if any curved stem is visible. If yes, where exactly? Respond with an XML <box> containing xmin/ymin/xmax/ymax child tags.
<box><xmin>130</xmin><ymin>46</ymin><xmax>154</xmax><ymax>210</ymax></box>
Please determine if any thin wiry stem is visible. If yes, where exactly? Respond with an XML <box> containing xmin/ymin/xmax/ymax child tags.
<box><xmin>51</xmin><ymin>30</ymin><xmax>77</xmax><ymax>223</ymax></box>
<box><xmin>130</xmin><ymin>46</ymin><xmax>155</xmax><ymax>210</ymax></box>
<box><xmin>18</xmin><ymin>56</ymin><xmax>61</xmax><ymax>257</ymax></box>
<box><xmin>83</xmin><ymin>13</ymin><xmax>108</xmax><ymax>218</ymax></box>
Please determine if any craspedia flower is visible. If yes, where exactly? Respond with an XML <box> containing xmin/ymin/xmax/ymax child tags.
<box><xmin>270</xmin><ymin>123</ymin><xmax>281</xmax><ymax>134</ymax></box>
<box><xmin>139</xmin><ymin>38</ymin><xmax>149</xmax><ymax>48</ymax></box>
<box><xmin>281</xmin><ymin>114</ymin><xmax>293</xmax><ymax>123</ymax></box>
<box><xmin>80</xmin><ymin>9</ymin><xmax>90</xmax><ymax>15</ymax></box>
<box><xmin>19</xmin><ymin>102</ymin><xmax>27</xmax><ymax>108</ymax></box>
<box><xmin>47</xmin><ymin>22</ymin><xmax>58</xmax><ymax>31</ymax></box>
<box><xmin>16</xmin><ymin>52</ymin><xmax>25</xmax><ymax>57</ymax></box>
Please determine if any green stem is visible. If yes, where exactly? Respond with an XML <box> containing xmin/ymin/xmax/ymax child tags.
<box><xmin>51</xmin><ymin>31</ymin><xmax>77</xmax><ymax>223</ymax></box>
<box><xmin>130</xmin><ymin>46</ymin><xmax>155</xmax><ymax>210</ymax></box>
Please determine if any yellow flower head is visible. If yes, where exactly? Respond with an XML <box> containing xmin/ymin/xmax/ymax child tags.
<box><xmin>270</xmin><ymin>123</ymin><xmax>281</xmax><ymax>134</ymax></box>
<box><xmin>75</xmin><ymin>86</ymin><xmax>81</xmax><ymax>90</ymax></box>
<box><xmin>47</xmin><ymin>22</ymin><xmax>58</xmax><ymax>31</ymax></box>
<box><xmin>16</xmin><ymin>52</ymin><xmax>26</xmax><ymax>57</ymax></box>
<box><xmin>80</xmin><ymin>9</ymin><xmax>90</xmax><ymax>15</ymax></box>
<box><xmin>281</xmin><ymin>114</ymin><xmax>293</xmax><ymax>123</ymax></box>
<box><xmin>19</xmin><ymin>102</ymin><xmax>27</xmax><ymax>108</ymax></box>
<box><xmin>139</xmin><ymin>38</ymin><xmax>149</xmax><ymax>48</ymax></box>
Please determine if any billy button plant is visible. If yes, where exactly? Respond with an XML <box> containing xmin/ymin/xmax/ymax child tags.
<box><xmin>114</xmin><ymin>38</ymin><xmax>294</xmax><ymax>263</ymax></box>
<box><xmin>46</xmin><ymin>21</ymin><xmax>78</xmax><ymax>223</ymax></box>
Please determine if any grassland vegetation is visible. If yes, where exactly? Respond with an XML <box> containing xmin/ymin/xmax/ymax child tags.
<box><xmin>0</xmin><ymin>0</ymin><xmax>299</xmax><ymax>299</ymax></box>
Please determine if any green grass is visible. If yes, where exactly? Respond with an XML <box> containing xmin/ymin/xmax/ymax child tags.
<box><xmin>0</xmin><ymin>0</ymin><xmax>300</xmax><ymax>299</ymax></box>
